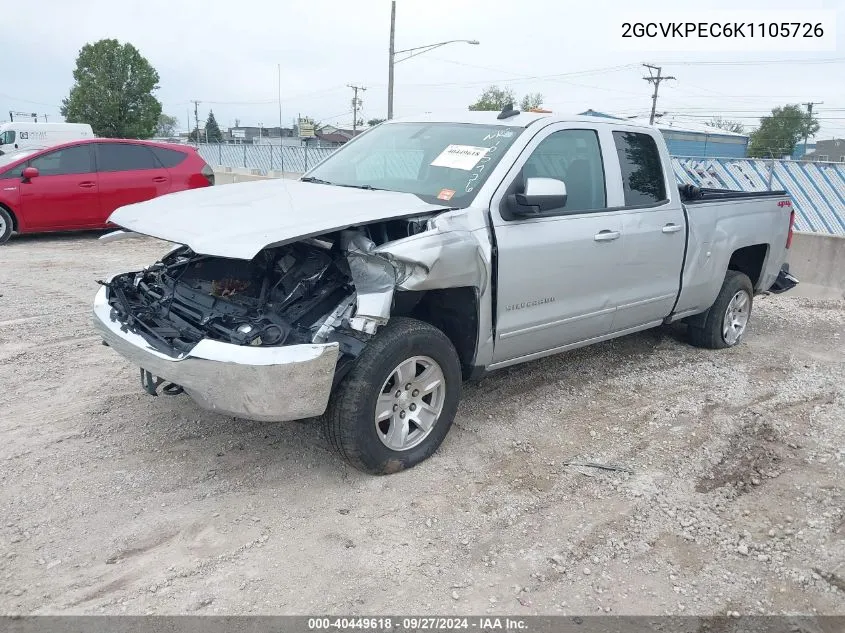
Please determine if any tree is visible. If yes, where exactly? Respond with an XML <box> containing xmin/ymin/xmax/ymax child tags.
<box><xmin>469</xmin><ymin>85</ymin><xmax>517</xmax><ymax>111</ymax></box>
<box><xmin>747</xmin><ymin>105</ymin><xmax>820</xmax><ymax>158</ymax></box>
<box><xmin>156</xmin><ymin>114</ymin><xmax>179</xmax><ymax>137</ymax></box>
<box><xmin>367</xmin><ymin>118</ymin><xmax>386</xmax><ymax>126</ymax></box>
<box><xmin>520</xmin><ymin>92</ymin><xmax>545</xmax><ymax>111</ymax></box>
<box><xmin>708</xmin><ymin>117</ymin><xmax>745</xmax><ymax>135</ymax></box>
<box><xmin>61</xmin><ymin>39</ymin><xmax>162</xmax><ymax>138</ymax></box>
<box><xmin>205</xmin><ymin>110</ymin><xmax>223</xmax><ymax>143</ymax></box>
<box><xmin>469</xmin><ymin>86</ymin><xmax>545</xmax><ymax>112</ymax></box>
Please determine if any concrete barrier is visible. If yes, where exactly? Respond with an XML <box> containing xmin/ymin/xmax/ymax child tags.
<box><xmin>212</xmin><ymin>167</ymin><xmax>301</xmax><ymax>185</ymax></box>
<box><xmin>787</xmin><ymin>232</ymin><xmax>845</xmax><ymax>299</ymax></box>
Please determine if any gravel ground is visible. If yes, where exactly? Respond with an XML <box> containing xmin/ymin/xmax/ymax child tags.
<box><xmin>1</xmin><ymin>232</ymin><xmax>843</xmax><ymax>616</ymax></box>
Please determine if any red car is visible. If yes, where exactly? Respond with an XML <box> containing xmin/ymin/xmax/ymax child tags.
<box><xmin>0</xmin><ymin>138</ymin><xmax>214</xmax><ymax>244</ymax></box>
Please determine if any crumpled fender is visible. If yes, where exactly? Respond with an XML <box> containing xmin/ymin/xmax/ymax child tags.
<box><xmin>339</xmin><ymin>212</ymin><xmax>489</xmax><ymax>335</ymax></box>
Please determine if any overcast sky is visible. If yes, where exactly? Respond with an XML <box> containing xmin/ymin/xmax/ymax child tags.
<box><xmin>3</xmin><ymin>0</ymin><xmax>845</xmax><ymax>139</ymax></box>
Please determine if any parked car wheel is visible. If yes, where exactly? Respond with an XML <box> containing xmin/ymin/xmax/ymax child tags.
<box><xmin>0</xmin><ymin>207</ymin><xmax>13</xmax><ymax>244</ymax></box>
<box><xmin>323</xmin><ymin>317</ymin><xmax>462</xmax><ymax>475</ymax></box>
<box><xmin>688</xmin><ymin>270</ymin><xmax>754</xmax><ymax>349</ymax></box>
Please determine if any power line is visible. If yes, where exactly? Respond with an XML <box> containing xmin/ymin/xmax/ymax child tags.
<box><xmin>657</xmin><ymin>57</ymin><xmax>845</xmax><ymax>66</ymax></box>
<box><xmin>382</xmin><ymin>63</ymin><xmax>640</xmax><ymax>89</ymax></box>
<box><xmin>0</xmin><ymin>93</ymin><xmax>60</xmax><ymax>108</ymax></box>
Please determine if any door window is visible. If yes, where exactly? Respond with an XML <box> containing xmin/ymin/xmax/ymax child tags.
<box><xmin>521</xmin><ymin>129</ymin><xmax>606</xmax><ymax>213</ymax></box>
<box><xmin>612</xmin><ymin>131</ymin><xmax>667</xmax><ymax>206</ymax></box>
<box><xmin>0</xmin><ymin>131</ymin><xmax>15</xmax><ymax>145</ymax></box>
<box><xmin>29</xmin><ymin>145</ymin><xmax>94</xmax><ymax>176</ymax></box>
<box><xmin>97</xmin><ymin>143</ymin><xmax>161</xmax><ymax>172</ymax></box>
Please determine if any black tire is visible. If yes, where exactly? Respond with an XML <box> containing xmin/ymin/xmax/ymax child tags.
<box><xmin>0</xmin><ymin>207</ymin><xmax>13</xmax><ymax>245</ymax></box>
<box><xmin>323</xmin><ymin>317</ymin><xmax>462</xmax><ymax>475</ymax></box>
<box><xmin>688</xmin><ymin>270</ymin><xmax>754</xmax><ymax>349</ymax></box>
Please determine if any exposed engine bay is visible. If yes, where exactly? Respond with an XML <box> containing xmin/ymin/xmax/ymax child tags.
<box><xmin>102</xmin><ymin>217</ymin><xmax>434</xmax><ymax>361</ymax></box>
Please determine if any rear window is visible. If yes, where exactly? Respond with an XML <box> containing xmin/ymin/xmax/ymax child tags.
<box><xmin>612</xmin><ymin>131</ymin><xmax>667</xmax><ymax>206</ymax></box>
<box><xmin>97</xmin><ymin>143</ymin><xmax>160</xmax><ymax>172</ymax></box>
<box><xmin>150</xmin><ymin>146</ymin><xmax>188</xmax><ymax>168</ymax></box>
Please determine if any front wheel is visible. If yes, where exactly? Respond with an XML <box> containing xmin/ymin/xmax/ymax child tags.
<box><xmin>323</xmin><ymin>317</ymin><xmax>462</xmax><ymax>475</ymax></box>
<box><xmin>688</xmin><ymin>270</ymin><xmax>754</xmax><ymax>349</ymax></box>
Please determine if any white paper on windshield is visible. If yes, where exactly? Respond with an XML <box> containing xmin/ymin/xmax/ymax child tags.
<box><xmin>430</xmin><ymin>145</ymin><xmax>490</xmax><ymax>171</ymax></box>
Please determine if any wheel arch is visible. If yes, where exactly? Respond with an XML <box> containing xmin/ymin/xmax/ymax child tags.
<box><xmin>392</xmin><ymin>287</ymin><xmax>480</xmax><ymax>380</ymax></box>
<box><xmin>728</xmin><ymin>243</ymin><xmax>769</xmax><ymax>291</ymax></box>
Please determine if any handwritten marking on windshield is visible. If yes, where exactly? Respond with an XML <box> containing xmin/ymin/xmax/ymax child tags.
<box><xmin>482</xmin><ymin>129</ymin><xmax>514</xmax><ymax>141</ymax></box>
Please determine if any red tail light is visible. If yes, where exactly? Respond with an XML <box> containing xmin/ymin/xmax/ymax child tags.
<box><xmin>786</xmin><ymin>209</ymin><xmax>795</xmax><ymax>249</ymax></box>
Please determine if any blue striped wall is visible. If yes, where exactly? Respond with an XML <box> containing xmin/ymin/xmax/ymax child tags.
<box><xmin>673</xmin><ymin>157</ymin><xmax>845</xmax><ymax>235</ymax></box>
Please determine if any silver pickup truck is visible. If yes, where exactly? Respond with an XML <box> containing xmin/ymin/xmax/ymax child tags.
<box><xmin>94</xmin><ymin>110</ymin><xmax>798</xmax><ymax>474</ymax></box>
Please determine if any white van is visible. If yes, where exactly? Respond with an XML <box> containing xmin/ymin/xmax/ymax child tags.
<box><xmin>0</xmin><ymin>122</ymin><xmax>95</xmax><ymax>152</ymax></box>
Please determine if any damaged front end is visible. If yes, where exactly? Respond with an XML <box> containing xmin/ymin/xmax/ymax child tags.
<box><xmin>94</xmin><ymin>212</ymin><xmax>487</xmax><ymax>421</ymax></box>
<box><xmin>103</xmin><ymin>237</ymin><xmax>367</xmax><ymax>359</ymax></box>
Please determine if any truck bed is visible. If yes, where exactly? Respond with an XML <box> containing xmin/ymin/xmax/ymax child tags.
<box><xmin>679</xmin><ymin>185</ymin><xmax>788</xmax><ymax>204</ymax></box>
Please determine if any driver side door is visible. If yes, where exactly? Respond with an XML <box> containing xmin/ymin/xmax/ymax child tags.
<box><xmin>19</xmin><ymin>144</ymin><xmax>100</xmax><ymax>229</ymax></box>
<box><xmin>489</xmin><ymin>124</ymin><xmax>624</xmax><ymax>366</ymax></box>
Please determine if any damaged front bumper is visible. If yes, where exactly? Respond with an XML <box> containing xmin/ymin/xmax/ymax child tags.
<box><xmin>93</xmin><ymin>285</ymin><xmax>339</xmax><ymax>421</ymax></box>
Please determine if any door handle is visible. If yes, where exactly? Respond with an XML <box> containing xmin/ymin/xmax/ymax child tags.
<box><xmin>594</xmin><ymin>230</ymin><xmax>621</xmax><ymax>242</ymax></box>
<box><xmin>78</xmin><ymin>181</ymin><xmax>96</xmax><ymax>188</ymax></box>
<box><xmin>662</xmin><ymin>223</ymin><xmax>683</xmax><ymax>234</ymax></box>
<box><xmin>152</xmin><ymin>176</ymin><xmax>168</xmax><ymax>183</ymax></box>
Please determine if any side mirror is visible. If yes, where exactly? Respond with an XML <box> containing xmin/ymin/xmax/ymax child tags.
<box><xmin>21</xmin><ymin>167</ymin><xmax>39</xmax><ymax>181</ymax></box>
<box><xmin>507</xmin><ymin>177</ymin><xmax>567</xmax><ymax>216</ymax></box>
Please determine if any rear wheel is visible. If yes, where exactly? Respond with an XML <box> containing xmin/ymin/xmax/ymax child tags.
<box><xmin>323</xmin><ymin>317</ymin><xmax>462</xmax><ymax>475</ymax></box>
<box><xmin>688</xmin><ymin>270</ymin><xmax>754</xmax><ymax>349</ymax></box>
<box><xmin>0</xmin><ymin>207</ymin><xmax>13</xmax><ymax>244</ymax></box>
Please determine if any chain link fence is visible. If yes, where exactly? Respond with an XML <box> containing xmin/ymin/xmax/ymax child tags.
<box><xmin>196</xmin><ymin>143</ymin><xmax>336</xmax><ymax>175</ymax></box>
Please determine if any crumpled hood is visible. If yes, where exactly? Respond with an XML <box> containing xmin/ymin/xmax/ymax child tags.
<box><xmin>108</xmin><ymin>178</ymin><xmax>450</xmax><ymax>260</ymax></box>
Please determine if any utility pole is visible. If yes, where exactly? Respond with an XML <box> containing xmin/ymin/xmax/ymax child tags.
<box><xmin>642</xmin><ymin>64</ymin><xmax>675</xmax><ymax>125</ymax></box>
<box><xmin>387</xmin><ymin>0</ymin><xmax>396</xmax><ymax>120</ymax></box>
<box><xmin>348</xmin><ymin>84</ymin><xmax>366</xmax><ymax>134</ymax></box>
<box><xmin>191</xmin><ymin>100</ymin><xmax>201</xmax><ymax>144</ymax></box>
<box><xmin>801</xmin><ymin>101</ymin><xmax>823</xmax><ymax>158</ymax></box>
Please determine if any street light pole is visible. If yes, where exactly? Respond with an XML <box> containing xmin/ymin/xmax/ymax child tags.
<box><xmin>386</xmin><ymin>1</ymin><xmax>478</xmax><ymax>120</ymax></box>
<box><xmin>387</xmin><ymin>0</ymin><xmax>396</xmax><ymax>120</ymax></box>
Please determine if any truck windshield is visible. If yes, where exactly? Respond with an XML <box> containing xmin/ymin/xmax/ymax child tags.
<box><xmin>304</xmin><ymin>122</ymin><xmax>522</xmax><ymax>207</ymax></box>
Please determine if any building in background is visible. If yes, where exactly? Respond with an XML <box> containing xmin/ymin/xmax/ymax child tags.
<box><xmin>226</xmin><ymin>126</ymin><xmax>296</xmax><ymax>144</ymax></box>
<box><xmin>580</xmin><ymin>110</ymin><xmax>749</xmax><ymax>158</ymax></box>
<box><xmin>314</xmin><ymin>126</ymin><xmax>363</xmax><ymax>148</ymax></box>
<box><xmin>802</xmin><ymin>139</ymin><xmax>845</xmax><ymax>163</ymax></box>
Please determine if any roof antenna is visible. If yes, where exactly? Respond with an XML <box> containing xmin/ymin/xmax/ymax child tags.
<box><xmin>497</xmin><ymin>102</ymin><xmax>520</xmax><ymax>120</ymax></box>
